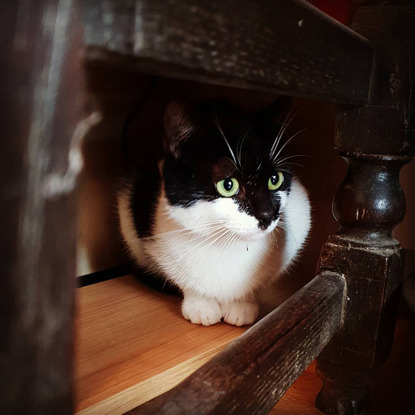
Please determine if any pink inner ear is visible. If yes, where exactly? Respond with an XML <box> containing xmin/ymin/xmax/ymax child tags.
<box><xmin>163</xmin><ymin>101</ymin><xmax>195</xmax><ymax>157</ymax></box>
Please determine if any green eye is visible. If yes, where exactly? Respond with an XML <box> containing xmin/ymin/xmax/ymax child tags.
<box><xmin>216</xmin><ymin>177</ymin><xmax>240</xmax><ymax>197</ymax></box>
<box><xmin>268</xmin><ymin>172</ymin><xmax>284</xmax><ymax>191</ymax></box>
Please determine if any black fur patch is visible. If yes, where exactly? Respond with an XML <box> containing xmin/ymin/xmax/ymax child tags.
<box><xmin>130</xmin><ymin>165</ymin><xmax>162</xmax><ymax>238</ymax></box>
<box><xmin>163</xmin><ymin>155</ymin><xmax>217</xmax><ymax>207</ymax></box>
<box><xmin>162</xmin><ymin>100</ymin><xmax>295</xmax><ymax>230</ymax></box>
<box><xmin>131</xmin><ymin>264</ymin><xmax>182</xmax><ymax>296</ymax></box>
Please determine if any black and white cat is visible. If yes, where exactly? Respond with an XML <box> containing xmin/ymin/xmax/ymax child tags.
<box><xmin>118</xmin><ymin>99</ymin><xmax>311</xmax><ymax>326</ymax></box>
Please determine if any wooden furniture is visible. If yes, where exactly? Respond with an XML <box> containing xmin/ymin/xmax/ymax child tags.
<box><xmin>76</xmin><ymin>272</ymin><xmax>343</xmax><ymax>414</ymax></box>
<box><xmin>76</xmin><ymin>276</ymin><xmax>415</xmax><ymax>414</ymax></box>
<box><xmin>1</xmin><ymin>0</ymin><xmax>414</xmax><ymax>414</ymax></box>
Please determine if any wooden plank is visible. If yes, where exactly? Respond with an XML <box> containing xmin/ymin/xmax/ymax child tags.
<box><xmin>77</xmin><ymin>274</ymin><xmax>415</xmax><ymax>414</ymax></box>
<box><xmin>269</xmin><ymin>361</ymin><xmax>323</xmax><ymax>415</ymax></box>
<box><xmin>77</xmin><ymin>308</ymin><xmax>415</xmax><ymax>415</ymax></box>
<box><xmin>75</xmin><ymin>275</ymin><xmax>246</xmax><ymax>414</ymax></box>
<box><xmin>84</xmin><ymin>0</ymin><xmax>374</xmax><ymax>105</ymax></box>
<box><xmin>0</xmin><ymin>1</ymin><xmax>81</xmax><ymax>413</ymax></box>
<box><xmin>129</xmin><ymin>272</ymin><xmax>345</xmax><ymax>415</ymax></box>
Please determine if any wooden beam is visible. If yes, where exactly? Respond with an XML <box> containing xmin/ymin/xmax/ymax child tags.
<box><xmin>127</xmin><ymin>272</ymin><xmax>345</xmax><ymax>415</ymax></box>
<box><xmin>84</xmin><ymin>0</ymin><xmax>374</xmax><ymax>105</ymax></box>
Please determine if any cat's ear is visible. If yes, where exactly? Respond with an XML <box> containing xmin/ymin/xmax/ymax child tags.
<box><xmin>163</xmin><ymin>101</ymin><xmax>195</xmax><ymax>158</ymax></box>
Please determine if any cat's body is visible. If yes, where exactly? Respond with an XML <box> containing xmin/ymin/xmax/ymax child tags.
<box><xmin>118</xmin><ymin>99</ymin><xmax>311</xmax><ymax>326</ymax></box>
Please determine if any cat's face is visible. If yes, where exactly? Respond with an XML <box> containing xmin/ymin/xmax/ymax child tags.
<box><xmin>162</xmin><ymin>100</ymin><xmax>293</xmax><ymax>242</ymax></box>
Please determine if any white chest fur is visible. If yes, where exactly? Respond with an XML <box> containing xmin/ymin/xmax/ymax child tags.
<box><xmin>146</xmin><ymin>215</ymin><xmax>272</xmax><ymax>301</ymax></box>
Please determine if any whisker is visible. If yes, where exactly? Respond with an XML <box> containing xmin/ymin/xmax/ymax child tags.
<box><xmin>270</xmin><ymin>227</ymin><xmax>280</xmax><ymax>248</ymax></box>
<box><xmin>214</xmin><ymin>106</ymin><xmax>238</xmax><ymax>167</ymax></box>
<box><xmin>220</xmin><ymin>232</ymin><xmax>240</xmax><ymax>268</ymax></box>
<box><xmin>274</xmin><ymin>154</ymin><xmax>310</xmax><ymax>165</ymax></box>
<box><xmin>169</xmin><ymin>227</ymin><xmax>229</xmax><ymax>260</ymax></box>
<box><xmin>150</xmin><ymin>227</ymin><xmax>215</xmax><ymax>239</ymax></box>
<box><xmin>270</xmin><ymin>106</ymin><xmax>294</xmax><ymax>156</ymax></box>
<box><xmin>272</xmin><ymin>127</ymin><xmax>309</xmax><ymax>163</ymax></box>
<box><xmin>193</xmin><ymin>228</ymin><xmax>232</xmax><ymax>257</ymax></box>
<box><xmin>278</xmin><ymin>219</ymin><xmax>299</xmax><ymax>246</ymax></box>
<box><xmin>217</xmin><ymin>231</ymin><xmax>236</xmax><ymax>261</ymax></box>
<box><xmin>270</xmin><ymin>106</ymin><xmax>303</xmax><ymax>158</ymax></box>
<box><xmin>236</xmin><ymin>125</ymin><xmax>253</xmax><ymax>166</ymax></box>
<box><xmin>145</xmin><ymin>221</ymin><xmax>226</xmax><ymax>240</ymax></box>
<box><xmin>276</xmin><ymin>162</ymin><xmax>308</xmax><ymax>171</ymax></box>
<box><xmin>273</xmin><ymin>168</ymin><xmax>292</xmax><ymax>174</ymax></box>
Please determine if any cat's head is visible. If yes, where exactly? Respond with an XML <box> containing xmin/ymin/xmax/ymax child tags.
<box><xmin>162</xmin><ymin>99</ymin><xmax>295</xmax><ymax>242</ymax></box>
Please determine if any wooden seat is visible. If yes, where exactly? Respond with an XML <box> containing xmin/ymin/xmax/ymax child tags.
<box><xmin>75</xmin><ymin>275</ymin><xmax>246</xmax><ymax>414</ymax></box>
<box><xmin>1</xmin><ymin>0</ymin><xmax>414</xmax><ymax>414</ymax></box>
<box><xmin>76</xmin><ymin>275</ymin><xmax>415</xmax><ymax>414</ymax></box>
<box><xmin>75</xmin><ymin>272</ymin><xmax>343</xmax><ymax>414</ymax></box>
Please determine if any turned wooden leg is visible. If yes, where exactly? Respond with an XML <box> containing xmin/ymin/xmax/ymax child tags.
<box><xmin>316</xmin><ymin>152</ymin><xmax>409</xmax><ymax>414</ymax></box>
<box><xmin>315</xmin><ymin>0</ymin><xmax>415</xmax><ymax>411</ymax></box>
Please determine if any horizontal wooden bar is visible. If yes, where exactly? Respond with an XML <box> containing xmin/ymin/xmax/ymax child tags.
<box><xmin>127</xmin><ymin>271</ymin><xmax>346</xmax><ymax>415</ymax></box>
<box><xmin>84</xmin><ymin>0</ymin><xmax>374</xmax><ymax>105</ymax></box>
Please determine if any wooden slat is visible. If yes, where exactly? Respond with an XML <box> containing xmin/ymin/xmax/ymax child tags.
<box><xmin>269</xmin><ymin>314</ymin><xmax>415</xmax><ymax>414</ymax></box>
<box><xmin>75</xmin><ymin>275</ymin><xmax>246</xmax><ymax>414</ymax></box>
<box><xmin>0</xmin><ymin>1</ymin><xmax>81</xmax><ymax>414</ymax></box>
<box><xmin>84</xmin><ymin>0</ymin><xmax>374</xmax><ymax>105</ymax></box>
<box><xmin>129</xmin><ymin>272</ymin><xmax>345</xmax><ymax>415</ymax></box>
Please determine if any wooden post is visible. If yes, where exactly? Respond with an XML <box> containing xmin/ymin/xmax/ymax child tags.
<box><xmin>316</xmin><ymin>154</ymin><xmax>408</xmax><ymax>414</ymax></box>
<box><xmin>0</xmin><ymin>1</ymin><xmax>81</xmax><ymax>413</ymax></box>
<box><xmin>316</xmin><ymin>1</ymin><xmax>415</xmax><ymax>413</ymax></box>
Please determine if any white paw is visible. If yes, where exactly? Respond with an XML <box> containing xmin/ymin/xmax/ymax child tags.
<box><xmin>182</xmin><ymin>295</ymin><xmax>222</xmax><ymax>326</ymax></box>
<box><xmin>221</xmin><ymin>301</ymin><xmax>259</xmax><ymax>326</ymax></box>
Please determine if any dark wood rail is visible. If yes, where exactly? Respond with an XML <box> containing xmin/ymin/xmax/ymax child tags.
<box><xmin>85</xmin><ymin>0</ymin><xmax>374</xmax><ymax>105</ymax></box>
<box><xmin>127</xmin><ymin>272</ymin><xmax>346</xmax><ymax>415</ymax></box>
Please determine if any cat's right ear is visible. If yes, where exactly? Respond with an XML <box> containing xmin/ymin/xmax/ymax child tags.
<box><xmin>163</xmin><ymin>101</ymin><xmax>195</xmax><ymax>158</ymax></box>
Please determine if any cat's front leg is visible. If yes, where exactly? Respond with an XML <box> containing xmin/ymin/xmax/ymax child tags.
<box><xmin>220</xmin><ymin>300</ymin><xmax>259</xmax><ymax>326</ymax></box>
<box><xmin>182</xmin><ymin>292</ymin><xmax>222</xmax><ymax>326</ymax></box>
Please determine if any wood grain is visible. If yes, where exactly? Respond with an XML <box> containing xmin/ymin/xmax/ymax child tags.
<box><xmin>84</xmin><ymin>0</ymin><xmax>374</xmax><ymax>105</ymax></box>
<box><xmin>75</xmin><ymin>273</ymin><xmax>415</xmax><ymax>415</ymax></box>
<box><xmin>75</xmin><ymin>275</ymin><xmax>415</xmax><ymax>414</ymax></box>
<box><xmin>0</xmin><ymin>1</ymin><xmax>81</xmax><ymax>413</ymax></box>
<box><xmin>129</xmin><ymin>272</ymin><xmax>345</xmax><ymax>415</ymax></box>
<box><xmin>75</xmin><ymin>275</ymin><xmax>246</xmax><ymax>414</ymax></box>
<box><xmin>270</xmin><ymin>361</ymin><xmax>323</xmax><ymax>415</ymax></box>
<box><xmin>271</xmin><ymin>313</ymin><xmax>415</xmax><ymax>415</ymax></box>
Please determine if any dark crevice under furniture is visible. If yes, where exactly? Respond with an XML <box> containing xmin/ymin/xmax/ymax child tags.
<box><xmin>1</xmin><ymin>0</ymin><xmax>414</xmax><ymax>414</ymax></box>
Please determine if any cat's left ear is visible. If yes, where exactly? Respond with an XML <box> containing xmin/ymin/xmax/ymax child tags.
<box><xmin>163</xmin><ymin>101</ymin><xmax>195</xmax><ymax>158</ymax></box>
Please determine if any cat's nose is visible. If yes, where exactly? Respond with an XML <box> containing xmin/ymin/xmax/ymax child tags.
<box><xmin>257</xmin><ymin>211</ymin><xmax>274</xmax><ymax>230</ymax></box>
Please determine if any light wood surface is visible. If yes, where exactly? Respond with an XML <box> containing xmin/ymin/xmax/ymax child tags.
<box><xmin>75</xmin><ymin>275</ymin><xmax>246</xmax><ymax>414</ymax></box>
<box><xmin>75</xmin><ymin>275</ymin><xmax>324</xmax><ymax>415</ymax></box>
